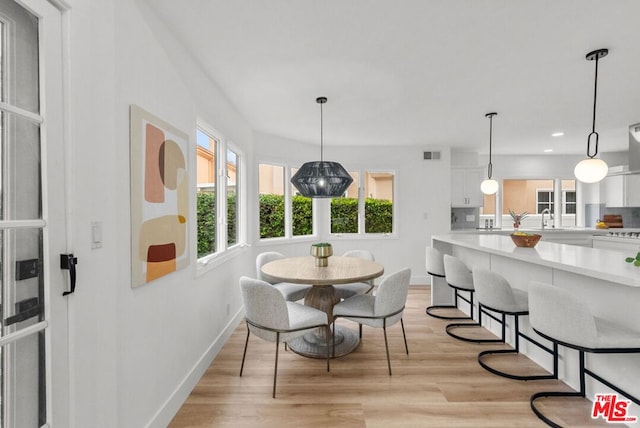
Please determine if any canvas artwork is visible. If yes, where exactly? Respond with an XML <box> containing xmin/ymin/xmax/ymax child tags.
<box><xmin>130</xmin><ymin>105</ymin><xmax>189</xmax><ymax>287</ymax></box>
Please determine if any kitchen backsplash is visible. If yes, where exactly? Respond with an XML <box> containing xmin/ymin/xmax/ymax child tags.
<box><xmin>586</xmin><ymin>204</ymin><xmax>640</xmax><ymax>228</ymax></box>
<box><xmin>451</xmin><ymin>207</ymin><xmax>481</xmax><ymax>230</ymax></box>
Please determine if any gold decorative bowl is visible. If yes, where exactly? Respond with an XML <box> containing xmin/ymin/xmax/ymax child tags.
<box><xmin>510</xmin><ymin>233</ymin><xmax>542</xmax><ymax>248</ymax></box>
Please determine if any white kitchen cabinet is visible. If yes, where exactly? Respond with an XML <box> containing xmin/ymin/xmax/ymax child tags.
<box><xmin>604</xmin><ymin>174</ymin><xmax>640</xmax><ymax>207</ymax></box>
<box><xmin>451</xmin><ymin>167</ymin><xmax>484</xmax><ymax>207</ymax></box>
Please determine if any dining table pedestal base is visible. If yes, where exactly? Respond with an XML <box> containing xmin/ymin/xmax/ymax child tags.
<box><xmin>287</xmin><ymin>325</ymin><xmax>359</xmax><ymax>358</ymax></box>
<box><xmin>287</xmin><ymin>284</ymin><xmax>359</xmax><ymax>358</ymax></box>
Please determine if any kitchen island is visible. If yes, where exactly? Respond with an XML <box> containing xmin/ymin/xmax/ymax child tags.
<box><xmin>431</xmin><ymin>233</ymin><xmax>640</xmax><ymax>417</ymax></box>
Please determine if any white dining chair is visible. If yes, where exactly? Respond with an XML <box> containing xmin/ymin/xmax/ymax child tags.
<box><xmin>256</xmin><ymin>251</ymin><xmax>312</xmax><ymax>301</ymax></box>
<box><xmin>332</xmin><ymin>267</ymin><xmax>411</xmax><ymax>375</ymax></box>
<box><xmin>239</xmin><ymin>276</ymin><xmax>330</xmax><ymax>398</ymax></box>
<box><xmin>335</xmin><ymin>249</ymin><xmax>376</xmax><ymax>299</ymax></box>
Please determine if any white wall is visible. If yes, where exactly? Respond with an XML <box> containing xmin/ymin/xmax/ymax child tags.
<box><xmin>67</xmin><ymin>1</ymin><xmax>254</xmax><ymax>427</ymax></box>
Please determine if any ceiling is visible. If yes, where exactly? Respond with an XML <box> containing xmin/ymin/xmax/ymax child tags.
<box><xmin>139</xmin><ymin>0</ymin><xmax>640</xmax><ymax>155</ymax></box>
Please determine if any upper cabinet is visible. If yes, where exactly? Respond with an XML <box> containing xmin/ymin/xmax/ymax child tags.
<box><xmin>604</xmin><ymin>174</ymin><xmax>640</xmax><ymax>207</ymax></box>
<box><xmin>451</xmin><ymin>167</ymin><xmax>484</xmax><ymax>207</ymax></box>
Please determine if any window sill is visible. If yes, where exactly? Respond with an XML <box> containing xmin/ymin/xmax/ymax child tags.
<box><xmin>196</xmin><ymin>244</ymin><xmax>249</xmax><ymax>276</ymax></box>
<box><xmin>329</xmin><ymin>233</ymin><xmax>398</xmax><ymax>240</ymax></box>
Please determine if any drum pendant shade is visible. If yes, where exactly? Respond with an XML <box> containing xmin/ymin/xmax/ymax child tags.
<box><xmin>291</xmin><ymin>160</ymin><xmax>353</xmax><ymax>198</ymax></box>
<box><xmin>291</xmin><ymin>97</ymin><xmax>353</xmax><ymax>198</ymax></box>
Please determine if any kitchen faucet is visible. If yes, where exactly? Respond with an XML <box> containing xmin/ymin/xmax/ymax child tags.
<box><xmin>541</xmin><ymin>208</ymin><xmax>554</xmax><ymax>229</ymax></box>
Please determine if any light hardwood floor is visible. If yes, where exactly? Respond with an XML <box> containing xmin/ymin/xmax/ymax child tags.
<box><xmin>169</xmin><ymin>287</ymin><xmax>611</xmax><ymax>427</ymax></box>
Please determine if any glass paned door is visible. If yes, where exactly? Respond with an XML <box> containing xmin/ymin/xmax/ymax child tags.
<box><xmin>0</xmin><ymin>1</ymin><xmax>65</xmax><ymax>426</ymax></box>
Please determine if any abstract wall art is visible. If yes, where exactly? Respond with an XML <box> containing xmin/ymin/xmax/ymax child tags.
<box><xmin>130</xmin><ymin>105</ymin><xmax>190</xmax><ymax>287</ymax></box>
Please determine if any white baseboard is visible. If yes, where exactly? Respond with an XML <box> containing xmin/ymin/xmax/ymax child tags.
<box><xmin>145</xmin><ymin>309</ymin><xmax>245</xmax><ymax>428</ymax></box>
<box><xmin>411</xmin><ymin>274</ymin><xmax>430</xmax><ymax>286</ymax></box>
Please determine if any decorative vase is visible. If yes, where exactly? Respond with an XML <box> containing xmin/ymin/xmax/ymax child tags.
<box><xmin>513</xmin><ymin>222</ymin><xmax>520</xmax><ymax>230</ymax></box>
<box><xmin>311</xmin><ymin>243</ymin><xmax>333</xmax><ymax>267</ymax></box>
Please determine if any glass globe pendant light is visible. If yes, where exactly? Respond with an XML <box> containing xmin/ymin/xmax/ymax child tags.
<box><xmin>291</xmin><ymin>97</ymin><xmax>353</xmax><ymax>198</ymax></box>
<box><xmin>574</xmin><ymin>48</ymin><xmax>609</xmax><ymax>183</ymax></box>
<box><xmin>480</xmin><ymin>112</ymin><xmax>499</xmax><ymax>195</ymax></box>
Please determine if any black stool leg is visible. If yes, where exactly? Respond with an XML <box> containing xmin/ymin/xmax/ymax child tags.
<box><xmin>426</xmin><ymin>288</ymin><xmax>474</xmax><ymax>320</ymax></box>
<box><xmin>446</xmin><ymin>294</ymin><xmax>504</xmax><ymax>343</ymax></box>
<box><xmin>530</xmin><ymin>349</ymin><xmax>586</xmax><ymax>427</ymax></box>
<box><xmin>478</xmin><ymin>313</ymin><xmax>559</xmax><ymax>381</ymax></box>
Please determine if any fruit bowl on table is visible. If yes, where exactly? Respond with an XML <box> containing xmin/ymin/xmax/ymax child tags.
<box><xmin>510</xmin><ymin>232</ymin><xmax>542</xmax><ymax>248</ymax></box>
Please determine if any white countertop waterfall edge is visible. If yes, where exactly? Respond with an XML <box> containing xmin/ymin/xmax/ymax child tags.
<box><xmin>432</xmin><ymin>233</ymin><xmax>640</xmax><ymax>287</ymax></box>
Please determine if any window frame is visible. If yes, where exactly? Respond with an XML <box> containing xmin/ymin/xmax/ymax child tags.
<box><xmin>329</xmin><ymin>168</ymin><xmax>397</xmax><ymax>239</ymax></box>
<box><xmin>535</xmin><ymin>188</ymin><xmax>554</xmax><ymax>214</ymax></box>
<box><xmin>257</xmin><ymin>161</ymin><xmax>317</xmax><ymax>243</ymax></box>
<box><xmin>196</xmin><ymin>120</ymin><xmax>245</xmax><ymax>271</ymax></box>
<box><xmin>563</xmin><ymin>190</ymin><xmax>577</xmax><ymax>215</ymax></box>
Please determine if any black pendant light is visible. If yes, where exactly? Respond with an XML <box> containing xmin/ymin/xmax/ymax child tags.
<box><xmin>574</xmin><ymin>48</ymin><xmax>609</xmax><ymax>183</ymax></box>
<box><xmin>291</xmin><ymin>97</ymin><xmax>353</xmax><ymax>198</ymax></box>
<box><xmin>480</xmin><ymin>112</ymin><xmax>499</xmax><ymax>195</ymax></box>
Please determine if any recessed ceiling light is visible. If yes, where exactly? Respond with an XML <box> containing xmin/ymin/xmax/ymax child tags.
<box><xmin>544</xmin><ymin>149</ymin><xmax>553</xmax><ymax>153</ymax></box>
<box><xmin>551</xmin><ymin>132</ymin><xmax>565</xmax><ymax>137</ymax></box>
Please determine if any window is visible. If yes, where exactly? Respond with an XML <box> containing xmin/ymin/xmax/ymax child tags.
<box><xmin>536</xmin><ymin>189</ymin><xmax>554</xmax><ymax>214</ymax></box>
<box><xmin>259</xmin><ymin>163</ymin><xmax>285</xmax><ymax>238</ymax></box>
<box><xmin>291</xmin><ymin>168</ymin><xmax>313</xmax><ymax>237</ymax></box>
<box><xmin>197</xmin><ymin>129</ymin><xmax>217</xmax><ymax>257</ymax></box>
<box><xmin>258</xmin><ymin>163</ymin><xmax>314</xmax><ymax>239</ymax></box>
<box><xmin>483</xmin><ymin>179</ymin><xmax>577</xmax><ymax>228</ymax></box>
<box><xmin>196</xmin><ymin>125</ymin><xmax>242</xmax><ymax>260</ymax></box>
<box><xmin>227</xmin><ymin>148</ymin><xmax>238</xmax><ymax>245</ymax></box>
<box><xmin>331</xmin><ymin>170</ymin><xmax>394</xmax><ymax>235</ymax></box>
<box><xmin>331</xmin><ymin>172</ymin><xmax>359</xmax><ymax>233</ymax></box>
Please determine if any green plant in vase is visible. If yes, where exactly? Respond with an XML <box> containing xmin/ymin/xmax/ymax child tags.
<box><xmin>508</xmin><ymin>209</ymin><xmax>529</xmax><ymax>229</ymax></box>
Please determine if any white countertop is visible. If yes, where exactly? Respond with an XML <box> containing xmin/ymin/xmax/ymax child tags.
<box><xmin>433</xmin><ymin>233</ymin><xmax>640</xmax><ymax>287</ymax></box>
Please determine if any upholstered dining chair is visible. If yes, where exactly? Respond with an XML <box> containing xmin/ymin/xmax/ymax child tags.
<box><xmin>332</xmin><ymin>267</ymin><xmax>412</xmax><ymax>375</ymax></box>
<box><xmin>239</xmin><ymin>276</ymin><xmax>331</xmax><ymax>398</ymax></box>
<box><xmin>528</xmin><ymin>282</ymin><xmax>640</xmax><ymax>427</ymax></box>
<box><xmin>335</xmin><ymin>249</ymin><xmax>376</xmax><ymax>299</ymax></box>
<box><xmin>256</xmin><ymin>251</ymin><xmax>312</xmax><ymax>301</ymax></box>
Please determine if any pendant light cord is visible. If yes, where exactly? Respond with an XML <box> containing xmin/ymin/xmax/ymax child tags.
<box><xmin>488</xmin><ymin>114</ymin><xmax>493</xmax><ymax>179</ymax></box>
<box><xmin>587</xmin><ymin>53</ymin><xmax>601</xmax><ymax>159</ymax></box>
<box><xmin>320</xmin><ymin>100</ymin><xmax>324</xmax><ymax>162</ymax></box>
<box><xmin>485</xmin><ymin>112</ymin><xmax>497</xmax><ymax>179</ymax></box>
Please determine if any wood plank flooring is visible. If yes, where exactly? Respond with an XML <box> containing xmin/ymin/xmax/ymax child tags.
<box><xmin>169</xmin><ymin>287</ymin><xmax>611</xmax><ymax>427</ymax></box>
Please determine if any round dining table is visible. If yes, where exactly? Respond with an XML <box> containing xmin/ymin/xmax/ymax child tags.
<box><xmin>261</xmin><ymin>255</ymin><xmax>384</xmax><ymax>358</ymax></box>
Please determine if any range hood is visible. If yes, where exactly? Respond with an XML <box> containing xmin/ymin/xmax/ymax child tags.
<box><xmin>607</xmin><ymin>122</ymin><xmax>640</xmax><ymax>176</ymax></box>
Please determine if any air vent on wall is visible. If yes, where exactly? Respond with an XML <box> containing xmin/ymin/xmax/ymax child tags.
<box><xmin>423</xmin><ymin>151</ymin><xmax>441</xmax><ymax>160</ymax></box>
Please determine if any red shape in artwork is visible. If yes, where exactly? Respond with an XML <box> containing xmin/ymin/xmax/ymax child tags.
<box><xmin>147</xmin><ymin>243</ymin><xmax>176</xmax><ymax>263</ymax></box>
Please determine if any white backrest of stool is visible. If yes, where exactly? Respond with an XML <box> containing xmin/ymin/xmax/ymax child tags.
<box><xmin>443</xmin><ymin>254</ymin><xmax>473</xmax><ymax>290</ymax></box>
<box><xmin>425</xmin><ymin>247</ymin><xmax>445</xmax><ymax>277</ymax></box>
<box><xmin>472</xmin><ymin>268</ymin><xmax>517</xmax><ymax>311</ymax></box>
<box><xmin>529</xmin><ymin>281</ymin><xmax>597</xmax><ymax>348</ymax></box>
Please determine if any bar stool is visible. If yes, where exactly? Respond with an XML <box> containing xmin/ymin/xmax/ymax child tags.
<box><xmin>528</xmin><ymin>282</ymin><xmax>640</xmax><ymax>428</ymax></box>
<box><xmin>472</xmin><ymin>268</ymin><xmax>558</xmax><ymax>381</ymax></box>
<box><xmin>441</xmin><ymin>255</ymin><xmax>503</xmax><ymax>343</ymax></box>
<box><xmin>425</xmin><ymin>246</ymin><xmax>470</xmax><ymax>320</ymax></box>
